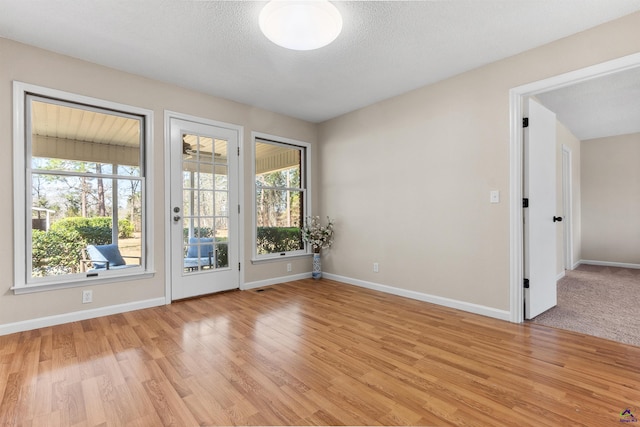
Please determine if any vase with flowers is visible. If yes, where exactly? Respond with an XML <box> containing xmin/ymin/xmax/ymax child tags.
<box><xmin>301</xmin><ymin>216</ymin><xmax>334</xmax><ymax>280</ymax></box>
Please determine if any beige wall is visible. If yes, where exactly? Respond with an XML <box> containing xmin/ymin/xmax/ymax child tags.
<box><xmin>318</xmin><ymin>11</ymin><xmax>640</xmax><ymax>311</ymax></box>
<box><xmin>581</xmin><ymin>132</ymin><xmax>640</xmax><ymax>264</ymax></box>
<box><xmin>0</xmin><ymin>38</ymin><xmax>317</xmax><ymax>327</ymax></box>
<box><xmin>556</xmin><ymin>121</ymin><xmax>581</xmax><ymax>275</ymax></box>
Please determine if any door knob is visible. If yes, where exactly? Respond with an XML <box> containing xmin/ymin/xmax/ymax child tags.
<box><xmin>553</xmin><ymin>216</ymin><xmax>563</xmax><ymax>222</ymax></box>
<box><xmin>173</xmin><ymin>215</ymin><xmax>181</xmax><ymax>222</ymax></box>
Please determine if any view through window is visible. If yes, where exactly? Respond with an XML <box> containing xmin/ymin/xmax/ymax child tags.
<box><xmin>255</xmin><ymin>138</ymin><xmax>307</xmax><ymax>257</ymax></box>
<box><xmin>27</xmin><ymin>95</ymin><xmax>146</xmax><ymax>282</ymax></box>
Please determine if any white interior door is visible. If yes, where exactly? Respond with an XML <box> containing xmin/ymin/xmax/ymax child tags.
<box><xmin>524</xmin><ymin>98</ymin><xmax>558</xmax><ymax>319</ymax></box>
<box><xmin>170</xmin><ymin>118</ymin><xmax>239</xmax><ymax>300</ymax></box>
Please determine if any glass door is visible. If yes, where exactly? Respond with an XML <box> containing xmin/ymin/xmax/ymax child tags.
<box><xmin>170</xmin><ymin>118</ymin><xmax>239</xmax><ymax>299</ymax></box>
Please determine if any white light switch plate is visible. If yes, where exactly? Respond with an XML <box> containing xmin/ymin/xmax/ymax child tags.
<box><xmin>490</xmin><ymin>190</ymin><xmax>500</xmax><ymax>203</ymax></box>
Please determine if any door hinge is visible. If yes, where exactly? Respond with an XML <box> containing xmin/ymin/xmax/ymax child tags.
<box><xmin>523</xmin><ymin>117</ymin><xmax>529</xmax><ymax>128</ymax></box>
<box><xmin>238</xmin><ymin>204</ymin><xmax>240</xmax><ymax>214</ymax></box>
<box><xmin>238</xmin><ymin>262</ymin><xmax>241</xmax><ymax>271</ymax></box>
<box><xmin>237</xmin><ymin>147</ymin><xmax>240</xmax><ymax>156</ymax></box>
<box><xmin>522</xmin><ymin>198</ymin><xmax>529</xmax><ymax>208</ymax></box>
<box><xmin>524</xmin><ymin>278</ymin><xmax>530</xmax><ymax>288</ymax></box>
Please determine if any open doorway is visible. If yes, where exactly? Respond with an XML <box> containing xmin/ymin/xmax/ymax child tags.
<box><xmin>509</xmin><ymin>53</ymin><xmax>640</xmax><ymax>334</ymax></box>
<box><xmin>527</xmin><ymin>67</ymin><xmax>640</xmax><ymax>346</ymax></box>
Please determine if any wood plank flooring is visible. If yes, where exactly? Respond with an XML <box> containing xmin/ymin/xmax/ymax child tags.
<box><xmin>1</xmin><ymin>278</ymin><xmax>639</xmax><ymax>426</ymax></box>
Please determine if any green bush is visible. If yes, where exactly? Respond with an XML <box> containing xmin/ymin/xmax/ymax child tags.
<box><xmin>50</xmin><ymin>217</ymin><xmax>111</xmax><ymax>245</ymax></box>
<box><xmin>216</xmin><ymin>241</ymin><xmax>229</xmax><ymax>268</ymax></box>
<box><xmin>50</xmin><ymin>217</ymin><xmax>133</xmax><ymax>243</ymax></box>
<box><xmin>117</xmin><ymin>219</ymin><xmax>134</xmax><ymax>238</ymax></box>
<box><xmin>32</xmin><ymin>228</ymin><xmax>86</xmax><ymax>276</ymax></box>
<box><xmin>33</xmin><ymin>217</ymin><xmax>135</xmax><ymax>276</ymax></box>
<box><xmin>257</xmin><ymin>227</ymin><xmax>302</xmax><ymax>254</ymax></box>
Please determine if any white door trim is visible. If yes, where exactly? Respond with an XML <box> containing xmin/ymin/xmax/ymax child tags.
<box><xmin>509</xmin><ymin>52</ymin><xmax>640</xmax><ymax>323</ymax></box>
<box><xmin>561</xmin><ymin>145</ymin><xmax>574</xmax><ymax>271</ymax></box>
<box><xmin>163</xmin><ymin>111</ymin><xmax>244</xmax><ymax>304</ymax></box>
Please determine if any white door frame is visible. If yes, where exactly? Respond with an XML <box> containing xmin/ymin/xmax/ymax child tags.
<box><xmin>509</xmin><ymin>52</ymin><xmax>640</xmax><ymax>323</ymax></box>
<box><xmin>561</xmin><ymin>145</ymin><xmax>574</xmax><ymax>272</ymax></box>
<box><xmin>163</xmin><ymin>111</ymin><xmax>244</xmax><ymax>304</ymax></box>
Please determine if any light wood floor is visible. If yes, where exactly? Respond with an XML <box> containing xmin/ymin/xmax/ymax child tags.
<box><xmin>1</xmin><ymin>279</ymin><xmax>639</xmax><ymax>426</ymax></box>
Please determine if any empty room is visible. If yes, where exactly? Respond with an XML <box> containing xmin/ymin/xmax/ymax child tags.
<box><xmin>1</xmin><ymin>1</ymin><xmax>640</xmax><ymax>425</ymax></box>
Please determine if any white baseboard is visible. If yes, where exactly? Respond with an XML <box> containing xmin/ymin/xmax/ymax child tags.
<box><xmin>1</xmin><ymin>273</ymin><xmax>514</xmax><ymax>335</ymax></box>
<box><xmin>579</xmin><ymin>260</ymin><xmax>640</xmax><ymax>269</ymax></box>
<box><xmin>556</xmin><ymin>271</ymin><xmax>566</xmax><ymax>281</ymax></box>
<box><xmin>242</xmin><ymin>272</ymin><xmax>312</xmax><ymax>290</ymax></box>
<box><xmin>322</xmin><ymin>273</ymin><xmax>511</xmax><ymax>322</ymax></box>
<box><xmin>0</xmin><ymin>297</ymin><xmax>166</xmax><ymax>336</ymax></box>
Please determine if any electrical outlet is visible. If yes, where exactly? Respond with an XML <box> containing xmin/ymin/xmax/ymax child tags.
<box><xmin>373</xmin><ymin>262</ymin><xmax>379</xmax><ymax>273</ymax></box>
<box><xmin>82</xmin><ymin>290</ymin><xmax>93</xmax><ymax>304</ymax></box>
<box><xmin>286</xmin><ymin>263</ymin><xmax>292</xmax><ymax>272</ymax></box>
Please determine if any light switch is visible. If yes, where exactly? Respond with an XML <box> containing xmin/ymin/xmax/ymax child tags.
<box><xmin>490</xmin><ymin>190</ymin><xmax>500</xmax><ymax>204</ymax></box>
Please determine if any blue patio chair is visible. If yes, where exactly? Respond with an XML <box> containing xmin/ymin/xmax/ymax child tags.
<box><xmin>184</xmin><ymin>237</ymin><xmax>215</xmax><ymax>270</ymax></box>
<box><xmin>84</xmin><ymin>244</ymin><xmax>141</xmax><ymax>270</ymax></box>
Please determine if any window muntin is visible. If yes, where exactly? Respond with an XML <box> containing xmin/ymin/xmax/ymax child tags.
<box><xmin>254</xmin><ymin>137</ymin><xmax>309</xmax><ymax>258</ymax></box>
<box><xmin>181</xmin><ymin>133</ymin><xmax>230</xmax><ymax>271</ymax></box>
<box><xmin>22</xmin><ymin>93</ymin><xmax>147</xmax><ymax>285</ymax></box>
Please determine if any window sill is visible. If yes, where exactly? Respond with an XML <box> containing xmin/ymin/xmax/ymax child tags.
<box><xmin>12</xmin><ymin>270</ymin><xmax>155</xmax><ymax>295</ymax></box>
<box><xmin>251</xmin><ymin>253</ymin><xmax>311</xmax><ymax>265</ymax></box>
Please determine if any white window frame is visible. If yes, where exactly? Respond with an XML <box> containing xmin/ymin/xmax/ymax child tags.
<box><xmin>251</xmin><ymin>132</ymin><xmax>312</xmax><ymax>261</ymax></box>
<box><xmin>12</xmin><ymin>82</ymin><xmax>154</xmax><ymax>294</ymax></box>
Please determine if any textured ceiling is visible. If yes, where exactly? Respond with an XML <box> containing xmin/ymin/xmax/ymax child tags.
<box><xmin>536</xmin><ymin>66</ymin><xmax>640</xmax><ymax>140</ymax></box>
<box><xmin>1</xmin><ymin>0</ymin><xmax>640</xmax><ymax>130</ymax></box>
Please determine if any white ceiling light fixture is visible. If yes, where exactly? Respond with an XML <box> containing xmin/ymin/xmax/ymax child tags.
<box><xmin>259</xmin><ymin>0</ymin><xmax>343</xmax><ymax>51</ymax></box>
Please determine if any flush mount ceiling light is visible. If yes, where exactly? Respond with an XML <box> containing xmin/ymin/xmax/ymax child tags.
<box><xmin>259</xmin><ymin>0</ymin><xmax>343</xmax><ymax>51</ymax></box>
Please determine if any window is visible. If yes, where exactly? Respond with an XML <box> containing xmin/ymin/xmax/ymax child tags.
<box><xmin>13</xmin><ymin>82</ymin><xmax>152</xmax><ymax>291</ymax></box>
<box><xmin>253</xmin><ymin>134</ymin><xmax>310</xmax><ymax>259</ymax></box>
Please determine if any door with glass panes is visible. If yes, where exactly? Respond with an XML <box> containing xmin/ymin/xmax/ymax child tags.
<box><xmin>170</xmin><ymin>118</ymin><xmax>239</xmax><ymax>300</ymax></box>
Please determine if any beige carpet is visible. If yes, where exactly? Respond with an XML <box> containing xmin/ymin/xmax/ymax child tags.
<box><xmin>530</xmin><ymin>264</ymin><xmax>640</xmax><ymax>348</ymax></box>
